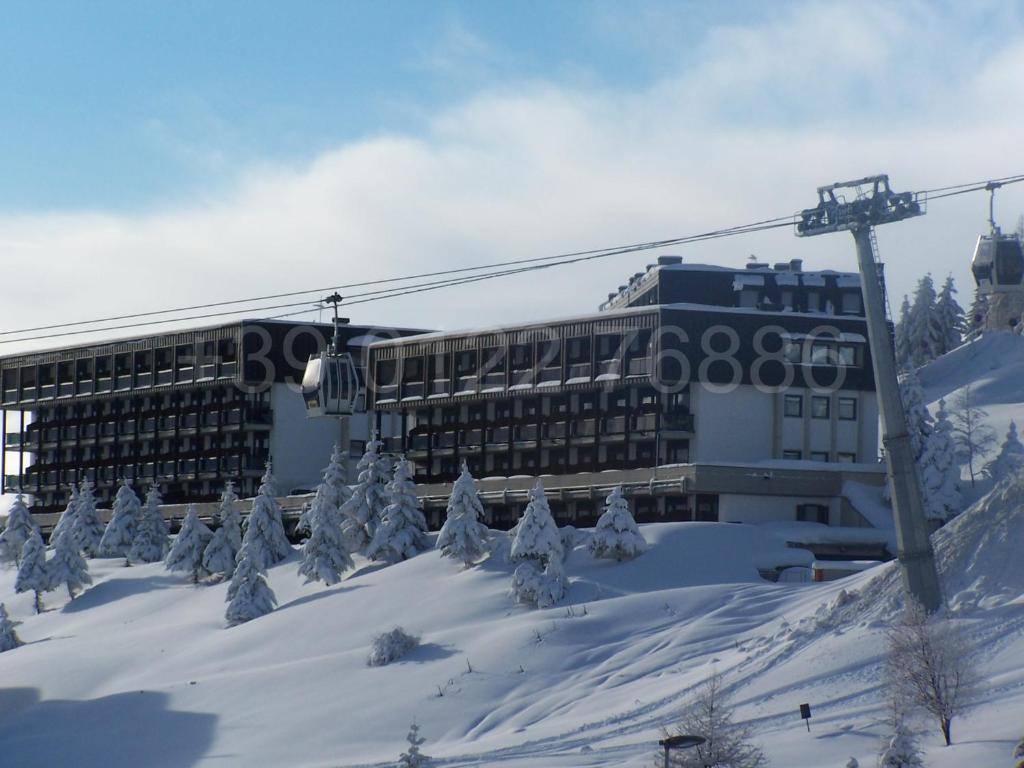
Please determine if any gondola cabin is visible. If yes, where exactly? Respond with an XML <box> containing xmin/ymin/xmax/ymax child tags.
<box><xmin>972</xmin><ymin>229</ymin><xmax>1024</xmax><ymax>295</ymax></box>
<box><xmin>300</xmin><ymin>350</ymin><xmax>361</xmax><ymax>417</ymax></box>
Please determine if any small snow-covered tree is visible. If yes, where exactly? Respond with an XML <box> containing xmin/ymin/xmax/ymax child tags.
<box><xmin>297</xmin><ymin>443</ymin><xmax>352</xmax><ymax>536</ymax></box>
<box><xmin>241</xmin><ymin>471</ymin><xmax>292</xmax><ymax>571</ymax></box>
<box><xmin>165</xmin><ymin>504</ymin><xmax>213</xmax><ymax>583</ymax></box>
<box><xmin>0</xmin><ymin>603</ymin><xmax>22</xmax><ymax>652</ymax></box>
<box><xmin>590</xmin><ymin>486</ymin><xmax>646</xmax><ymax>561</ymax></box>
<box><xmin>99</xmin><ymin>479</ymin><xmax>142</xmax><ymax>558</ymax></box>
<box><xmin>49</xmin><ymin>486</ymin><xmax>79</xmax><ymax>546</ymax></box>
<box><xmin>907</xmin><ymin>273</ymin><xmax>942</xmax><ymax>367</ymax></box>
<box><xmin>511</xmin><ymin>558</ymin><xmax>567</xmax><ymax>609</ymax></box>
<box><xmin>0</xmin><ymin>493</ymin><xmax>40</xmax><ymax>565</ymax></box>
<box><xmin>935</xmin><ymin>274</ymin><xmax>965</xmax><ymax>355</ymax></box>
<box><xmin>845</xmin><ymin>758</ymin><xmax>859</xmax><ymax>768</ymax></box>
<box><xmin>659</xmin><ymin>672</ymin><xmax>766</xmax><ymax>768</ymax></box>
<box><xmin>967</xmin><ymin>287</ymin><xmax>988</xmax><ymax>337</ymax></box>
<box><xmin>367</xmin><ymin>626</ymin><xmax>419</xmax><ymax>666</ymax></box>
<box><xmin>129</xmin><ymin>484</ymin><xmax>170</xmax><ymax>564</ymax></box>
<box><xmin>878</xmin><ymin>722</ymin><xmax>924</xmax><ymax>768</ymax></box>
<box><xmin>202</xmin><ymin>482</ymin><xmax>243</xmax><ymax>578</ymax></box>
<box><xmin>899</xmin><ymin>367</ymin><xmax>933</xmax><ymax>461</ymax></box>
<box><xmin>894</xmin><ymin>295</ymin><xmax>913</xmax><ymax>367</ymax></box>
<box><xmin>950</xmin><ymin>385</ymin><xmax>997</xmax><ymax>487</ymax></box>
<box><xmin>15</xmin><ymin>529</ymin><xmax>48</xmax><ymax>613</ymax></box>
<box><xmin>72</xmin><ymin>479</ymin><xmax>104</xmax><ymax>557</ymax></box>
<box><xmin>340</xmin><ymin>437</ymin><xmax>391</xmax><ymax>552</ymax></box>
<box><xmin>919</xmin><ymin>400</ymin><xmax>962</xmax><ymax>524</ymax></box>
<box><xmin>298</xmin><ymin>483</ymin><xmax>353</xmax><ymax>586</ymax></box>
<box><xmin>47</xmin><ymin>529</ymin><xmax>91</xmax><ymax>600</ymax></box>
<box><xmin>886</xmin><ymin>599</ymin><xmax>979</xmax><ymax>746</ymax></box>
<box><xmin>398</xmin><ymin>722</ymin><xmax>431</xmax><ymax>767</ymax></box>
<box><xmin>983</xmin><ymin>420</ymin><xmax>1024</xmax><ymax>481</ymax></box>
<box><xmin>510</xmin><ymin>482</ymin><xmax>566</xmax><ymax>608</ymax></box>
<box><xmin>366</xmin><ymin>457</ymin><xmax>428</xmax><ymax>563</ymax></box>
<box><xmin>436</xmin><ymin>462</ymin><xmax>490</xmax><ymax>566</ymax></box>
<box><xmin>225</xmin><ymin>544</ymin><xmax>276</xmax><ymax>626</ymax></box>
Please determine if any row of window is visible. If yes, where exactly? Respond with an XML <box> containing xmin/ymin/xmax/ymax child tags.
<box><xmin>783</xmin><ymin>394</ymin><xmax>857</xmax><ymax>420</ymax></box>
<box><xmin>781</xmin><ymin>450</ymin><xmax>858</xmax><ymax>463</ymax></box>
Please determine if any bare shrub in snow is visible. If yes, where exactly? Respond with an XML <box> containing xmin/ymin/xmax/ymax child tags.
<box><xmin>367</xmin><ymin>626</ymin><xmax>419</xmax><ymax>667</ymax></box>
<box><xmin>165</xmin><ymin>504</ymin><xmax>213</xmax><ymax>583</ymax></box>
<box><xmin>0</xmin><ymin>603</ymin><xmax>22</xmax><ymax>652</ymax></box>
<box><xmin>877</xmin><ymin>722</ymin><xmax>923</xmax><ymax>767</ymax></box>
<box><xmin>99</xmin><ymin>479</ymin><xmax>142</xmax><ymax>558</ymax></box>
<box><xmin>15</xmin><ymin>530</ymin><xmax>48</xmax><ymax>613</ymax></box>
<box><xmin>398</xmin><ymin>722</ymin><xmax>430</xmax><ymax>767</ymax></box>
<box><xmin>658</xmin><ymin>673</ymin><xmax>766</xmax><ymax>768</ymax></box>
<box><xmin>885</xmin><ymin>600</ymin><xmax>979</xmax><ymax>746</ymax></box>
<box><xmin>589</xmin><ymin>486</ymin><xmax>646</xmax><ymax>561</ymax></box>
<box><xmin>436</xmin><ymin>462</ymin><xmax>490</xmax><ymax>566</ymax></box>
<box><xmin>0</xmin><ymin>493</ymin><xmax>40</xmax><ymax>565</ymax></box>
<box><xmin>949</xmin><ymin>384</ymin><xmax>997</xmax><ymax>486</ymax></box>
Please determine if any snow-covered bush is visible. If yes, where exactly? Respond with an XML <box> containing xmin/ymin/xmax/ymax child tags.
<box><xmin>240</xmin><ymin>465</ymin><xmax>292</xmax><ymax>570</ymax></box>
<box><xmin>878</xmin><ymin>723</ymin><xmax>924</xmax><ymax>768</ymax></box>
<box><xmin>919</xmin><ymin>401</ymin><xmax>962</xmax><ymax>524</ymax></box>
<box><xmin>367</xmin><ymin>626</ymin><xmax>419</xmax><ymax>667</ymax></box>
<box><xmin>0</xmin><ymin>603</ymin><xmax>22</xmax><ymax>652</ymax></box>
<box><xmin>225</xmin><ymin>544</ymin><xmax>276</xmax><ymax>626</ymax></box>
<box><xmin>15</xmin><ymin>530</ymin><xmax>48</xmax><ymax>614</ymax></box>
<box><xmin>299</xmin><ymin>483</ymin><xmax>352</xmax><ymax>586</ymax></box>
<box><xmin>50</xmin><ymin>487</ymin><xmax>79</xmax><ymax>546</ymax></box>
<box><xmin>589</xmin><ymin>486</ymin><xmax>646</xmax><ymax>561</ymax></box>
<box><xmin>99</xmin><ymin>479</ymin><xmax>142</xmax><ymax>558</ymax></box>
<box><xmin>202</xmin><ymin>482</ymin><xmax>243</xmax><ymax>579</ymax></box>
<box><xmin>0</xmin><ymin>493</ymin><xmax>40</xmax><ymax>565</ymax></box>
<box><xmin>72</xmin><ymin>479</ymin><xmax>104</xmax><ymax>557</ymax></box>
<box><xmin>510</xmin><ymin>558</ymin><xmax>567</xmax><ymax>609</ymax></box>
<box><xmin>984</xmin><ymin>420</ymin><xmax>1024</xmax><ymax>481</ymax></box>
<box><xmin>341</xmin><ymin>437</ymin><xmax>391</xmax><ymax>552</ymax></box>
<box><xmin>509</xmin><ymin>481</ymin><xmax>566</xmax><ymax>608</ymax></box>
<box><xmin>47</xmin><ymin>529</ymin><xmax>91</xmax><ymax>600</ymax></box>
<box><xmin>366</xmin><ymin>457</ymin><xmax>428</xmax><ymax>563</ymax></box>
<box><xmin>129</xmin><ymin>484</ymin><xmax>170</xmax><ymax>564</ymax></box>
<box><xmin>436</xmin><ymin>462</ymin><xmax>490</xmax><ymax>566</ymax></box>
<box><xmin>165</xmin><ymin>504</ymin><xmax>213</xmax><ymax>583</ymax></box>
<box><xmin>398</xmin><ymin>722</ymin><xmax>431</xmax><ymax>767</ymax></box>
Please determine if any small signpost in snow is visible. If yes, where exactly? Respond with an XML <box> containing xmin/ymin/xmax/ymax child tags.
<box><xmin>800</xmin><ymin>703</ymin><xmax>812</xmax><ymax>732</ymax></box>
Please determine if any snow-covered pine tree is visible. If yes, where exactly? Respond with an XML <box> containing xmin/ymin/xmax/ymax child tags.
<box><xmin>589</xmin><ymin>486</ymin><xmax>646</xmax><ymax>561</ymax></box>
<box><xmin>128</xmin><ymin>484</ymin><xmax>170</xmax><ymax>564</ymax></box>
<box><xmin>72</xmin><ymin>479</ymin><xmax>104</xmax><ymax>557</ymax></box>
<box><xmin>49</xmin><ymin>486</ymin><xmax>79</xmax><ymax>546</ymax></box>
<box><xmin>0</xmin><ymin>493</ymin><xmax>40</xmax><ymax>565</ymax></box>
<box><xmin>397</xmin><ymin>722</ymin><xmax>431</xmax><ymax>767</ymax></box>
<box><xmin>322</xmin><ymin>442</ymin><xmax>352</xmax><ymax>515</ymax></box>
<box><xmin>340</xmin><ymin>437</ymin><xmax>391</xmax><ymax>552</ymax></box>
<box><xmin>898</xmin><ymin>367</ymin><xmax>933</xmax><ymax>461</ymax></box>
<box><xmin>202</xmin><ymin>481</ymin><xmax>243</xmax><ymax>578</ymax></box>
<box><xmin>240</xmin><ymin>469</ymin><xmax>293</xmax><ymax>570</ymax></box>
<box><xmin>435</xmin><ymin>461</ymin><xmax>490</xmax><ymax>566</ymax></box>
<box><xmin>47</xmin><ymin>528</ymin><xmax>91</xmax><ymax>599</ymax></box>
<box><xmin>967</xmin><ymin>287</ymin><xmax>988</xmax><ymax>337</ymax></box>
<box><xmin>298</xmin><ymin>483</ymin><xmax>353</xmax><ymax>586</ymax></box>
<box><xmin>509</xmin><ymin>481</ymin><xmax>566</xmax><ymax>608</ymax></box>
<box><xmin>165</xmin><ymin>504</ymin><xmax>213</xmax><ymax>583</ymax></box>
<box><xmin>894</xmin><ymin>295</ymin><xmax>913</xmax><ymax>368</ymax></box>
<box><xmin>878</xmin><ymin>723</ymin><xmax>924</xmax><ymax>768</ymax></box>
<box><xmin>983</xmin><ymin>420</ymin><xmax>1024</xmax><ymax>481</ymax></box>
<box><xmin>99</xmin><ymin>479</ymin><xmax>142</xmax><ymax>558</ymax></box>
<box><xmin>366</xmin><ymin>457</ymin><xmax>429</xmax><ymax>563</ymax></box>
<box><xmin>935</xmin><ymin>274</ymin><xmax>965</xmax><ymax>355</ymax></box>
<box><xmin>0</xmin><ymin>603</ymin><xmax>22</xmax><ymax>652</ymax></box>
<box><xmin>919</xmin><ymin>400</ymin><xmax>962</xmax><ymax>524</ymax></box>
<box><xmin>225</xmin><ymin>544</ymin><xmax>276</xmax><ymax>626</ymax></box>
<box><xmin>14</xmin><ymin>529</ymin><xmax>48</xmax><ymax>613</ymax></box>
<box><xmin>907</xmin><ymin>273</ymin><xmax>942</xmax><ymax>367</ymax></box>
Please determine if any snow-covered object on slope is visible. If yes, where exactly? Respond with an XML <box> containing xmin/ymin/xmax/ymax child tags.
<box><xmin>47</xmin><ymin>528</ymin><xmax>91</xmax><ymax>599</ymax></box>
<box><xmin>14</xmin><ymin>530</ymin><xmax>47</xmax><ymax>613</ymax></box>
<box><xmin>225</xmin><ymin>545</ymin><xmax>276</xmax><ymax>626</ymax></box>
<box><xmin>589</xmin><ymin>486</ymin><xmax>646</xmax><ymax>562</ymax></box>
<box><xmin>0</xmin><ymin>603</ymin><xmax>21</xmax><ymax>652</ymax></box>
<box><xmin>129</xmin><ymin>485</ymin><xmax>169</xmax><ymax>564</ymax></box>
<box><xmin>322</xmin><ymin>443</ymin><xmax>352</xmax><ymax>516</ymax></box>
<box><xmin>242</xmin><ymin>473</ymin><xmax>292</xmax><ymax>571</ymax></box>
<box><xmin>341</xmin><ymin>437</ymin><xmax>391</xmax><ymax>552</ymax></box>
<box><xmin>99</xmin><ymin>479</ymin><xmax>142</xmax><ymax>558</ymax></box>
<box><xmin>398</xmin><ymin>722</ymin><xmax>431</xmax><ymax>767</ymax></box>
<box><xmin>919</xmin><ymin>400</ymin><xmax>962</xmax><ymax>523</ymax></box>
<box><xmin>511</xmin><ymin>558</ymin><xmax>567</xmax><ymax>609</ymax></box>
<box><xmin>0</xmin><ymin>493</ymin><xmax>40</xmax><ymax>565</ymax></box>
<box><xmin>899</xmin><ymin>367</ymin><xmax>933</xmax><ymax>461</ymax></box>
<box><xmin>935</xmin><ymin>274</ymin><xmax>966</xmax><ymax>356</ymax></box>
<box><xmin>983</xmin><ymin>420</ymin><xmax>1024</xmax><ymax>480</ymax></box>
<box><xmin>907</xmin><ymin>273</ymin><xmax>942</xmax><ymax>368</ymax></box>
<box><xmin>298</xmin><ymin>483</ymin><xmax>352</xmax><ymax>586</ymax></box>
<box><xmin>165</xmin><ymin>504</ymin><xmax>213</xmax><ymax>583</ymax></box>
<box><xmin>202</xmin><ymin>482</ymin><xmax>243</xmax><ymax>578</ymax></box>
<box><xmin>367</xmin><ymin>626</ymin><xmax>419</xmax><ymax>667</ymax></box>
<box><xmin>367</xmin><ymin>458</ymin><xmax>429</xmax><ymax>563</ymax></box>
<box><xmin>72</xmin><ymin>479</ymin><xmax>105</xmax><ymax>557</ymax></box>
<box><xmin>510</xmin><ymin>481</ymin><xmax>563</xmax><ymax>567</ymax></box>
<box><xmin>49</xmin><ymin>486</ymin><xmax>79</xmax><ymax>546</ymax></box>
<box><xmin>436</xmin><ymin>462</ymin><xmax>490</xmax><ymax>566</ymax></box>
<box><xmin>878</xmin><ymin>723</ymin><xmax>924</xmax><ymax>767</ymax></box>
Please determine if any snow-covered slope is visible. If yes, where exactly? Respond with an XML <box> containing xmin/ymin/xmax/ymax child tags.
<box><xmin>1</xmin><ymin>505</ymin><xmax>1022</xmax><ymax>768</ymax></box>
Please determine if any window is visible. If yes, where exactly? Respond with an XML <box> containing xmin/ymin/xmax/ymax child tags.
<box><xmin>838</xmin><ymin>397</ymin><xmax>857</xmax><ymax>420</ymax></box>
<box><xmin>782</xmin><ymin>449</ymin><xmax>803</xmax><ymax>460</ymax></box>
<box><xmin>810</xmin><ymin>451</ymin><xmax>829</xmax><ymax>462</ymax></box>
<box><xmin>797</xmin><ymin>503</ymin><xmax>829</xmax><ymax>524</ymax></box>
<box><xmin>838</xmin><ymin>345</ymin><xmax>857</xmax><ymax>366</ymax></box>
<box><xmin>783</xmin><ymin>341</ymin><xmax>802</xmax><ymax>363</ymax></box>
<box><xmin>811</xmin><ymin>396</ymin><xmax>830</xmax><ymax>419</ymax></box>
<box><xmin>810</xmin><ymin>342</ymin><xmax>832</xmax><ymax>365</ymax></box>
<box><xmin>784</xmin><ymin>394</ymin><xmax>803</xmax><ymax>417</ymax></box>
<box><xmin>841</xmin><ymin>292</ymin><xmax>862</xmax><ymax>314</ymax></box>
<box><xmin>837</xmin><ymin>452</ymin><xmax>856</xmax><ymax>463</ymax></box>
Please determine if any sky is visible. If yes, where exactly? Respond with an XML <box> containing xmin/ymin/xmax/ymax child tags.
<box><xmin>1</xmin><ymin>0</ymin><xmax>1023</xmax><ymax>355</ymax></box>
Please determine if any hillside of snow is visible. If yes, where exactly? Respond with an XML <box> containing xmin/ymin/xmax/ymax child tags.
<box><xmin>2</xmin><ymin>495</ymin><xmax>1023</xmax><ymax>768</ymax></box>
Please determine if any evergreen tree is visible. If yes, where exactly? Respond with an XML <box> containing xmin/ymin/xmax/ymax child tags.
<box><xmin>898</xmin><ymin>367</ymin><xmax>933</xmax><ymax>461</ymax></box>
<box><xmin>129</xmin><ymin>484</ymin><xmax>170</xmax><ymax>564</ymax></box>
<box><xmin>919</xmin><ymin>400</ymin><xmax>962</xmax><ymax>524</ymax></box>
<box><xmin>241</xmin><ymin>470</ymin><xmax>292</xmax><ymax>571</ymax></box>
<box><xmin>297</xmin><ymin>443</ymin><xmax>351</xmax><ymax>536</ymax></box>
<box><xmin>894</xmin><ymin>295</ymin><xmax>913</xmax><ymax>368</ymax></box>
<box><xmin>49</xmin><ymin>486</ymin><xmax>79</xmax><ymax>546</ymax></box>
<box><xmin>340</xmin><ymin>437</ymin><xmax>391</xmax><ymax>552</ymax></box>
<box><xmin>165</xmin><ymin>504</ymin><xmax>213</xmax><ymax>583</ymax></box>
<box><xmin>397</xmin><ymin>722</ymin><xmax>431</xmax><ymax>767</ymax></box>
<box><xmin>589</xmin><ymin>486</ymin><xmax>646</xmax><ymax>561</ymax></box>
<box><xmin>225</xmin><ymin>544</ymin><xmax>276</xmax><ymax>625</ymax></box>
<box><xmin>878</xmin><ymin>723</ymin><xmax>924</xmax><ymax>768</ymax></box>
<box><xmin>367</xmin><ymin>457</ymin><xmax>429</xmax><ymax>563</ymax></box>
<box><xmin>935</xmin><ymin>274</ymin><xmax>965</xmax><ymax>355</ymax></box>
<box><xmin>47</xmin><ymin>528</ymin><xmax>91</xmax><ymax>599</ymax></box>
<box><xmin>0</xmin><ymin>493</ymin><xmax>40</xmax><ymax>565</ymax></box>
<box><xmin>298</xmin><ymin>483</ymin><xmax>353</xmax><ymax>586</ymax></box>
<box><xmin>983</xmin><ymin>420</ymin><xmax>1024</xmax><ymax>481</ymax></box>
<box><xmin>967</xmin><ymin>287</ymin><xmax>988</xmax><ymax>337</ymax></box>
<box><xmin>202</xmin><ymin>481</ymin><xmax>243</xmax><ymax>579</ymax></box>
<box><xmin>509</xmin><ymin>481</ymin><xmax>566</xmax><ymax>608</ymax></box>
<box><xmin>72</xmin><ymin>479</ymin><xmax>105</xmax><ymax>557</ymax></box>
<box><xmin>907</xmin><ymin>273</ymin><xmax>942</xmax><ymax>367</ymax></box>
<box><xmin>436</xmin><ymin>461</ymin><xmax>490</xmax><ymax>566</ymax></box>
<box><xmin>0</xmin><ymin>603</ymin><xmax>22</xmax><ymax>652</ymax></box>
<box><xmin>14</xmin><ymin>529</ymin><xmax>48</xmax><ymax>614</ymax></box>
<box><xmin>99</xmin><ymin>479</ymin><xmax>143</xmax><ymax>558</ymax></box>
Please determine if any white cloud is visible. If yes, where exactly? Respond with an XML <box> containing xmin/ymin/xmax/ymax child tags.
<box><xmin>1</xmin><ymin>1</ymin><xmax>1023</xmax><ymax>355</ymax></box>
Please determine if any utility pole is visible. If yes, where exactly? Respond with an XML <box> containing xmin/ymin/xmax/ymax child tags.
<box><xmin>797</xmin><ymin>175</ymin><xmax>943</xmax><ymax>613</ymax></box>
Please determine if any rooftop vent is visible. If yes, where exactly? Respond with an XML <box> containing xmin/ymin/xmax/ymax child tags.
<box><xmin>790</xmin><ymin>258</ymin><xmax>803</xmax><ymax>272</ymax></box>
<box><xmin>657</xmin><ymin>255</ymin><xmax>683</xmax><ymax>266</ymax></box>
<box><xmin>745</xmin><ymin>262</ymin><xmax>771</xmax><ymax>270</ymax></box>
<box><xmin>774</xmin><ymin>262</ymin><xmax>790</xmax><ymax>271</ymax></box>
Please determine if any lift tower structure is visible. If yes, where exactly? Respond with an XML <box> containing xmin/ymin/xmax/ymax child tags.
<box><xmin>797</xmin><ymin>175</ymin><xmax>943</xmax><ymax>613</ymax></box>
